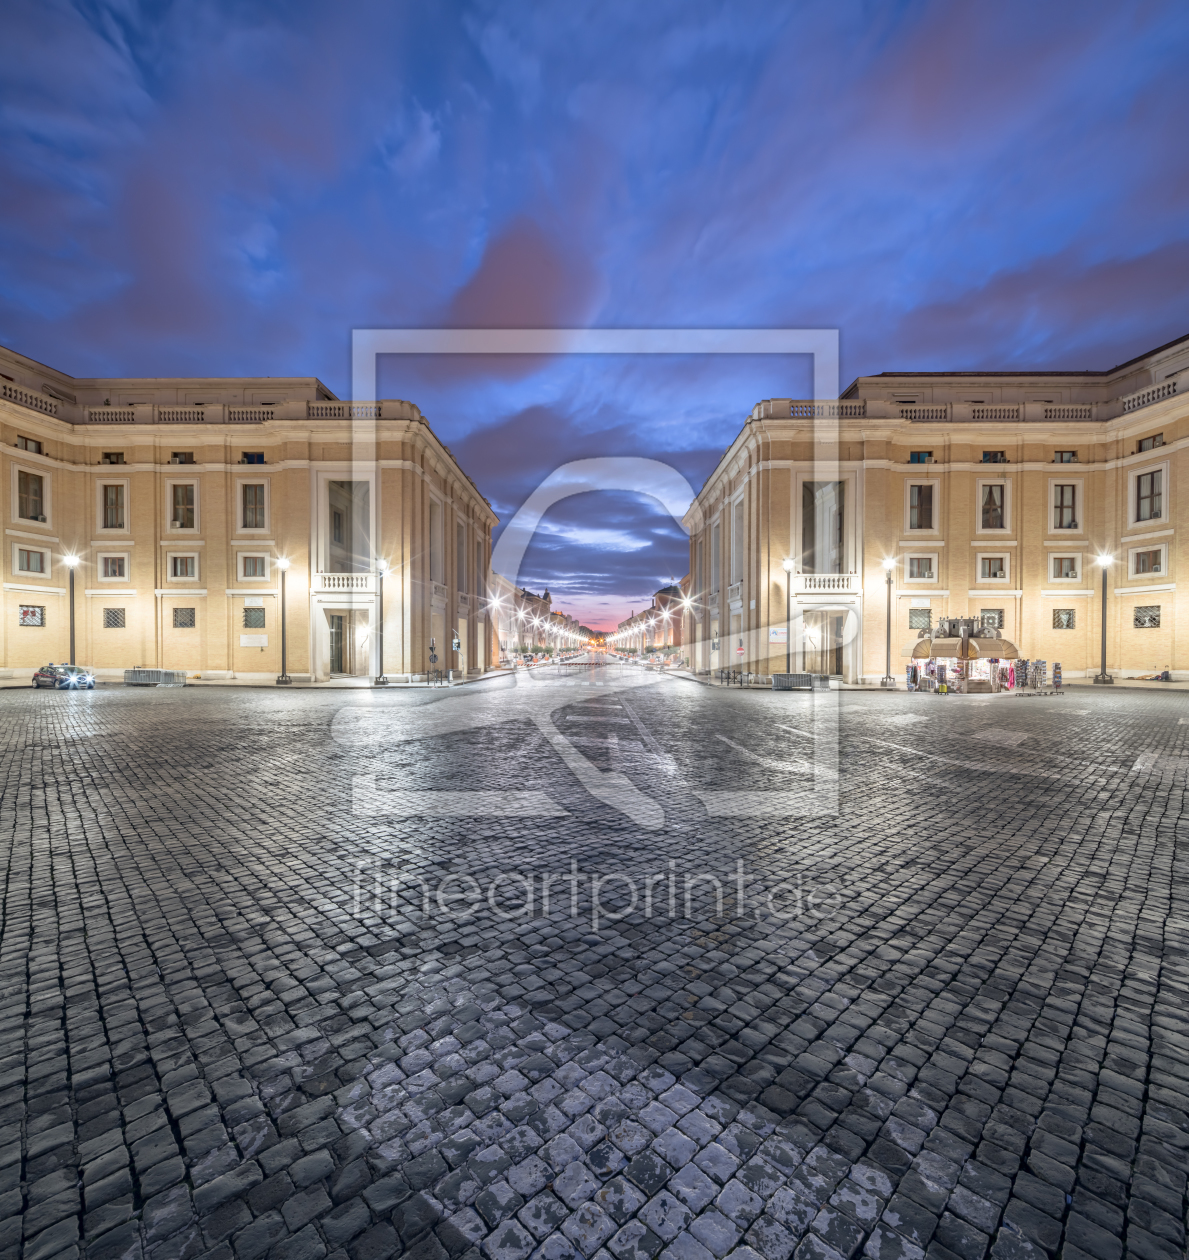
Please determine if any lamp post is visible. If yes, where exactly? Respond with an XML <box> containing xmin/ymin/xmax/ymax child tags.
<box><xmin>1094</xmin><ymin>554</ymin><xmax>1113</xmax><ymax>684</ymax></box>
<box><xmin>781</xmin><ymin>558</ymin><xmax>794</xmax><ymax>674</ymax></box>
<box><xmin>374</xmin><ymin>559</ymin><xmax>389</xmax><ymax>686</ymax></box>
<box><xmin>880</xmin><ymin>556</ymin><xmax>896</xmax><ymax>688</ymax></box>
<box><xmin>276</xmin><ymin>558</ymin><xmax>291</xmax><ymax>685</ymax></box>
<box><xmin>63</xmin><ymin>555</ymin><xmax>79</xmax><ymax>665</ymax></box>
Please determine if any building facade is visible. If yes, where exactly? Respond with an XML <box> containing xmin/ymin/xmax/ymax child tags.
<box><xmin>0</xmin><ymin>343</ymin><xmax>497</xmax><ymax>682</ymax></box>
<box><xmin>615</xmin><ymin>585</ymin><xmax>686</xmax><ymax>655</ymax></box>
<box><xmin>683</xmin><ymin>333</ymin><xmax>1189</xmax><ymax>681</ymax></box>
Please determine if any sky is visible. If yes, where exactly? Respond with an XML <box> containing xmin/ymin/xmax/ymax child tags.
<box><xmin>2</xmin><ymin>1</ymin><xmax>1189</xmax><ymax>629</ymax></box>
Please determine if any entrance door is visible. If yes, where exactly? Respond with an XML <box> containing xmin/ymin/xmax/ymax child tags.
<box><xmin>804</xmin><ymin>611</ymin><xmax>844</xmax><ymax>675</ymax></box>
<box><xmin>329</xmin><ymin>615</ymin><xmax>345</xmax><ymax>674</ymax></box>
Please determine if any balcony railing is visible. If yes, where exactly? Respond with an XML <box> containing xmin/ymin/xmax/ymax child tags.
<box><xmin>1121</xmin><ymin>379</ymin><xmax>1179</xmax><ymax>414</ymax></box>
<box><xmin>2</xmin><ymin>384</ymin><xmax>58</xmax><ymax>417</ymax></box>
<box><xmin>727</xmin><ymin>581</ymin><xmax>743</xmax><ymax>604</ymax></box>
<box><xmin>312</xmin><ymin>572</ymin><xmax>376</xmax><ymax>593</ymax></box>
<box><xmin>794</xmin><ymin>573</ymin><xmax>857</xmax><ymax>593</ymax></box>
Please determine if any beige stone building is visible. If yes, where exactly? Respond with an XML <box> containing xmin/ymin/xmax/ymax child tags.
<box><xmin>683</xmin><ymin>332</ymin><xmax>1189</xmax><ymax>682</ymax></box>
<box><xmin>0</xmin><ymin>343</ymin><xmax>497</xmax><ymax>682</ymax></box>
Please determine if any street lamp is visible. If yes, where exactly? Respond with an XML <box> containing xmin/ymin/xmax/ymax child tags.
<box><xmin>880</xmin><ymin>556</ymin><xmax>896</xmax><ymax>688</ymax></box>
<box><xmin>276</xmin><ymin>558</ymin><xmax>291</xmax><ymax>685</ymax></box>
<box><xmin>374</xmin><ymin>559</ymin><xmax>389</xmax><ymax>686</ymax></box>
<box><xmin>63</xmin><ymin>555</ymin><xmax>80</xmax><ymax>665</ymax></box>
<box><xmin>1094</xmin><ymin>554</ymin><xmax>1113</xmax><ymax>684</ymax></box>
<box><xmin>781</xmin><ymin>558</ymin><xmax>794</xmax><ymax>674</ymax></box>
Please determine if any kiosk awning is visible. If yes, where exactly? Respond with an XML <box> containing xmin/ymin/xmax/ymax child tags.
<box><xmin>909</xmin><ymin>636</ymin><xmax>1019</xmax><ymax>660</ymax></box>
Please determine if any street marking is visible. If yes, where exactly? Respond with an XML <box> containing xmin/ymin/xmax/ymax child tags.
<box><xmin>779</xmin><ymin>724</ymin><xmax>815</xmax><ymax>739</ymax></box>
<box><xmin>567</xmin><ymin>716</ymin><xmax>630</xmax><ymax>723</ymax></box>
<box><xmin>352</xmin><ymin>777</ymin><xmax>567</xmax><ymax>817</ymax></box>
<box><xmin>716</xmin><ymin>733</ymin><xmax>821</xmax><ymax>777</ymax></box>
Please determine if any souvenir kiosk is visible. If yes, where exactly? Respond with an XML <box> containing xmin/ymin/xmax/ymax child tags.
<box><xmin>906</xmin><ymin>617</ymin><xmax>1019</xmax><ymax>693</ymax></box>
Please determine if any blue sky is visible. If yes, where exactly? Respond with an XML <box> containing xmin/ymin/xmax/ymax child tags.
<box><xmin>3</xmin><ymin>1</ymin><xmax>1188</xmax><ymax>628</ymax></box>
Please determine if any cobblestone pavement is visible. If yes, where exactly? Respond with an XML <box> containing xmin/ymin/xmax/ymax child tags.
<box><xmin>2</xmin><ymin>664</ymin><xmax>1188</xmax><ymax>1260</ymax></box>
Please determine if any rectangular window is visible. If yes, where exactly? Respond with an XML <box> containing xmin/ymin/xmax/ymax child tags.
<box><xmin>103</xmin><ymin>608</ymin><xmax>125</xmax><ymax>629</ymax></box>
<box><xmin>1051</xmin><ymin>484</ymin><xmax>1076</xmax><ymax>530</ymax></box>
<box><xmin>802</xmin><ymin>481</ymin><xmax>845</xmax><ymax>573</ymax></box>
<box><xmin>171</xmin><ymin>555</ymin><xmax>196</xmax><ymax>578</ymax></box>
<box><xmin>19</xmin><ymin>605</ymin><xmax>44</xmax><ymax>627</ymax></box>
<box><xmin>908</xmin><ymin>608</ymin><xmax>931</xmax><ymax>630</ymax></box>
<box><xmin>476</xmin><ymin>541</ymin><xmax>485</xmax><ymax>600</ymax></box>
<box><xmin>908</xmin><ymin>557</ymin><xmax>933</xmax><ymax>580</ymax></box>
<box><xmin>1055</xmin><ymin>451</ymin><xmax>1076</xmax><ymax>463</ymax></box>
<box><xmin>711</xmin><ymin>523</ymin><xmax>721</xmax><ymax>592</ymax></box>
<box><xmin>981</xmin><ymin>484</ymin><xmax>1004</xmax><ymax>529</ymax></box>
<box><xmin>243</xmin><ymin>607</ymin><xmax>266</xmax><ymax>629</ymax></box>
<box><xmin>1134</xmin><ymin>605</ymin><xmax>1161</xmax><ymax>629</ymax></box>
<box><xmin>1052</xmin><ymin>557</ymin><xmax>1078</xmax><ymax>579</ymax></box>
<box><xmin>731</xmin><ymin>499</ymin><xmax>745</xmax><ymax>582</ymax></box>
<box><xmin>171</xmin><ymin>451</ymin><xmax>194</xmax><ymax>464</ymax></box>
<box><xmin>1053</xmin><ymin>609</ymin><xmax>1076</xmax><ymax>629</ymax></box>
<box><xmin>103</xmin><ymin>556</ymin><xmax>126</xmax><ymax>578</ymax></box>
<box><xmin>1137</xmin><ymin>470</ymin><xmax>1162</xmax><ymax>521</ymax></box>
<box><xmin>17</xmin><ymin>549</ymin><xmax>44</xmax><ymax>573</ymax></box>
<box><xmin>908</xmin><ymin>484</ymin><xmax>933</xmax><ymax>530</ymax></box>
<box><xmin>17</xmin><ymin>471</ymin><xmax>43</xmax><ymax>520</ymax></box>
<box><xmin>242</xmin><ymin>555</ymin><xmax>266</xmax><ymax>577</ymax></box>
<box><xmin>980</xmin><ymin>557</ymin><xmax>1005</xmax><ymax>580</ymax></box>
<box><xmin>173</xmin><ymin>607</ymin><xmax>196</xmax><ymax>628</ymax></box>
<box><xmin>171</xmin><ymin>484</ymin><xmax>195</xmax><ymax>529</ymax></box>
<box><xmin>982</xmin><ymin>451</ymin><xmax>1006</xmax><ymax>464</ymax></box>
<box><xmin>328</xmin><ymin>481</ymin><xmax>369</xmax><ymax>572</ymax></box>
<box><xmin>429</xmin><ymin>500</ymin><xmax>443</xmax><ymax>583</ymax></box>
<box><xmin>457</xmin><ymin>522</ymin><xmax>466</xmax><ymax>592</ymax></box>
<box><xmin>908</xmin><ymin>451</ymin><xmax>933</xmax><ymax>464</ymax></box>
<box><xmin>103</xmin><ymin>484</ymin><xmax>125</xmax><ymax>529</ymax></box>
<box><xmin>332</xmin><ymin>510</ymin><xmax>343</xmax><ymax>543</ymax></box>
<box><xmin>1135</xmin><ymin>548</ymin><xmax>1162</xmax><ymax>575</ymax></box>
<box><xmin>242</xmin><ymin>484</ymin><xmax>266</xmax><ymax>529</ymax></box>
<box><xmin>241</xmin><ymin>452</ymin><xmax>265</xmax><ymax>464</ymax></box>
<box><xmin>16</xmin><ymin>436</ymin><xmax>42</xmax><ymax>454</ymax></box>
<box><xmin>102</xmin><ymin>452</ymin><xmax>125</xmax><ymax>464</ymax></box>
<box><xmin>1138</xmin><ymin>434</ymin><xmax>1163</xmax><ymax>453</ymax></box>
<box><xmin>980</xmin><ymin>609</ymin><xmax>1004</xmax><ymax>630</ymax></box>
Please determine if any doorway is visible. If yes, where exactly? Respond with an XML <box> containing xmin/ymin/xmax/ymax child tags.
<box><xmin>329</xmin><ymin>615</ymin><xmax>345</xmax><ymax>674</ymax></box>
<box><xmin>803</xmin><ymin>610</ymin><xmax>844</xmax><ymax>676</ymax></box>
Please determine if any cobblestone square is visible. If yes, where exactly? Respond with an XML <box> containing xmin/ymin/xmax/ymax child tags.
<box><xmin>1</xmin><ymin>667</ymin><xmax>1187</xmax><ymax>1260</ymax></box>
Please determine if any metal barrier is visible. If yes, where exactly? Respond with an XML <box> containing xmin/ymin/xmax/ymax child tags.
<box><xmin>124</xmin><ymin>669</ymin><xmax>188</xmax><ymax>687</ymax></box>
<box><xmin>772</xmin><ymin>673</ymin><xmax>814</xmax><ymax>690</ymax></box>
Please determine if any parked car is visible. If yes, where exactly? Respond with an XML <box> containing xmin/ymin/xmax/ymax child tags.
<box><xmin>33</xmin><ymin>664</ymin><xmax>95</xmax><ymax>689</ymax></box>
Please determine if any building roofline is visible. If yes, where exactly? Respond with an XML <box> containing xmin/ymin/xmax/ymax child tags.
<box><xmin>841</xmin><ymin>329</ymin><xmax>1189</xmax><ymax>396</ymax></box>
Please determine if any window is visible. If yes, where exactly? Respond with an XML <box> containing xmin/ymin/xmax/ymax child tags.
<box><xmin>173</xmin><ymin>607</ymin><xmax>196</xmax><ymax>628</ymax></box>
<box><xmin>731</xmin><ymin>499</ymin><xmax>745</xmax><ymax>582</ymax></box>
<box><xmin>242</xmin><ymin>484</ymin><xmax>266</xmax><ymax>529</ymax></box>
<box><xmin>103</xmin><ymin>608</ymin><xmax>125</xmax><ymax>629</ymax></box>
<box><xmin>1053</xmin><ymin>609</ymin><xmax>1076</xmax><ymax>630</ymax></box>
<box><xmin>19</xmin><ymin>605</ymin><xmax>45</xmax><ymax>626</ymax></box>
<box><xmin>1135</xmin><ymin>548</ymin><xmax>1162</xmax><ymax>575</ymax></box>
<box><xmin>908</xmin><ymin>608</ymin><xmax>931</xmax><ymax>630</ymax></box>
<box><xmin>982</xmin><ymin>451</ymin><xmax>1006</xmax><ymax>464</ymax></box>
<box><xmin>16</xmin><ymin>436</ymin><xmax>41</xmax><ymax>454</ymax></box>
<box><xmin>102</xmin><ymin>452</ymin><xmax>125</xmax><ymax>465</ymax></box>
<box><xmin>171</xmin><ymin>452</ymin><xmax>195</xmax><ymax>464</ymax></box>
<box><xmin>981</xmin><ymin>484</ymin><xmax>1004</xmax><ymax>529</ymax></box>
<box><xmin>171</xmin><ymin>555</ymin><xmax>196</xmax><ymax>578</ymax></box>
<box><xmin>1137</xmin><ymin>471</ymin><xmax>1162</xmax><ymax>521</ymax></box>
<box><xmin>103</xmin><ymin>484</ymin><xmax>125</xmax><ymax>530</ymax></box>
<box><xmin>1055</xmin><ymin>451</ymin><xmax>1076</xmax><ymax>463</ymax></box>
<box><xmin>909</xmin><ymin>485</ymin><xmax>933</xmax><ymax>530</ymax></box>
<box><xmin>979</xmin><ymin>556</ymin><xmax>1005</xmax><ymax>580</ymax></box>
<box><xmin>241</xmin><ymin>452</ymin><xmax>265</xmax><ymax>465</ymax></box>
<box><xmin>429</xmin><ymin>500</ymin><xmax>443</xmax><ymax>583</ymax></box>
<box><xmin>242</xmin><ymin>555</ymin><xmax>267</xmax><ymax>578</ymax></box>
<box><xmin>171</xmin><ymin>484</ymin><xmax>195</xmax><ymax>529</ymax></box>
<box><xmin>1052</xmin><ymin>557</ymin><xmax>1078</xmax><ymax>579</ymax></box>
<box><xmin>332</xmin><ymin>509</ymin><xmax>344</xmax><ymax>543</ymax></box>
<box><xmin>1053</xmin><ymin>484</ymin><xmax>1077</xmax><ymax>530</ymax></box>
<box><xmin>908</xmin><ymin>557</ymin><xmax>933</xmax><ymax>580</ymax></box>
<box><xmin>1138</xmin><ymin>434</ymin><xmax>1163</xmax><ymax>453</ymax></box>
<box><xmin>18</xmin><ymin>471</ymin><xmax>44</xmax><ymax>520</ymax></box>
<box><xmin>243</xmin><ymin>607</ymin><xmax>266</xmax><ymax>629</ymax></box>
<box><xmin>476</xmin><ymin>540</ymin><xmax>485</xmax><ymax>600</ymax></box>
<box><xmin>980</xmin><ymin>609</ymin><xmax>1004</xmax><ymax>630</ymax></box>
<box><xmin>1134</xmin><ymin>605</ymin><xmax>1161</xmax><ymax>629</ymax></box>
<box><xmin>909</xmin><ymin>451</ymin><xmax>933</xmax><ymax>464</ymax></box>
<box><xmin>711</xmin><ymin>522</ymin><xmax>721</xmax><ymax>591</ymax></box>
<box><xmin>17</xmin><ymin>549</ymin><xmax>45</xmax><ymax>573</ymax></box>
<box><xmin>102</xmin><ymin>557</ymin><xmax>126</xmax><ymax>578</ymax></box>
<box><xmin>457</xmin><ymin>522</ymin><xmax>467</xmax><ymax>592</ymax></box>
